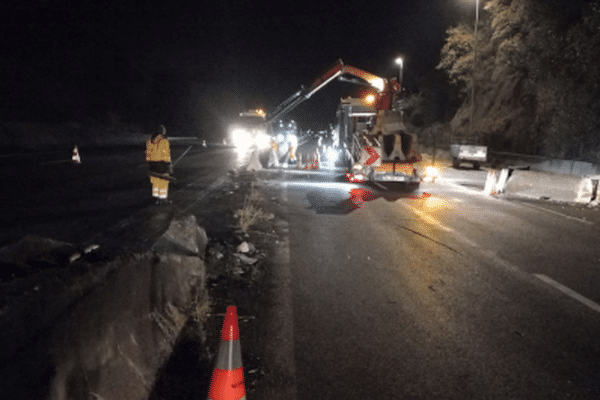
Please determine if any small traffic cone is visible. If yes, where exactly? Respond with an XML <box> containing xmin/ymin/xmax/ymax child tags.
<box><xmin>311</xmin><ymin>151</ymin><xmax>319</xmax><ymax>170</ymax></box>
<box><xmin>208</xmin><ymin>306</ymin><xmax>246</xmax><ymax>400</ymax></box>
<box><xmin>72</xmin><ymin>145</ymin><xmax>81</xmax><ymax>164</ymax></box>
<box><xmin>247</xmin><ymin>148</ymin><xmax>262</xmax><ymax>171</ymax></box>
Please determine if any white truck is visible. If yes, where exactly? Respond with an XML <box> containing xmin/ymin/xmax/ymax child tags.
<box><xmin>450</xmin><ymin>137</ymin><xmax>488</xmax><ymax>169</ymax></box>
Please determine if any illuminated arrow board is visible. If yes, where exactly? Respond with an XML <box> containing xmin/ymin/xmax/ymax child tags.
<box><xmin>364</xmin><ymin>146</ymin><xmax>380</xmax><ymax>166</ymax></box>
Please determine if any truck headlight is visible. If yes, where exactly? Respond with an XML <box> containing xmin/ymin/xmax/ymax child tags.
<box><xmin>287</xmin><ymin>134</ymin><xmax>298</xmax><ymax>147</ymax></box>
<box><xmin>255</xmin><ymin>132</ymin><xmax>271</xmax><ymax>150</ymax></box>
<box><xmin>326</xmin><ymin>147</ymin><xmax>339</xmax><ymax>162</ymax></box>
<box><xmin>423</xmin><ymin>166</ymin><xmax>440</xmax><ymax>182</ymax></box>
<box><xmin>231</xmin><ymin>128</ymin><xmax>253</xmax><ymax>149</ymax></box>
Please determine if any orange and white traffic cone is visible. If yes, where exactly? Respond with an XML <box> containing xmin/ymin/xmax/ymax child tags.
<box><xmin>208</xmin><ymin>305</ymin><xmax>246</xmax><ymax>400</ymax></box>
<box><xmin>72</xmin><ymin>145</ymin><xmax>81</xmax><ymax>164</ymax></box>
<box><xmin>311</xmin><ymin>151</ymin><xmax>320</xmax><ymax>170</ymax></box>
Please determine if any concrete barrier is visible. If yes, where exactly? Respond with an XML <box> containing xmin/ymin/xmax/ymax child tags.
<box><xmin>503</xmin><ymin>169</ymin><xmax>594</xmax><ymax>203</ymax></box>
<box><xmin>575</xmin><ymin>175</ymin><xmax>600</xmax><ymax>203</ymax></box>
<box><xmin>0</xmin><ymin>215</ymin><xmax>208</xmax><ymax>400</ymax></box>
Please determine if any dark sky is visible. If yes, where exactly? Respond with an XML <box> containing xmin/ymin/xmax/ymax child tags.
<box><xmin>1</xmin><ymin>0</ymin><xmax>483</xmax><ymax>133</ymax></box>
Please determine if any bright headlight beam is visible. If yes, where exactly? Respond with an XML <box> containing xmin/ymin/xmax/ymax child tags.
<box><xmin>231</xmin><ymin>129</ymin><xmax>253</xmax><ymax>149</ymax></box>
<box><xmin>288</xmin><ymin>134</ymin><xmax>298</xmax><ymax>147</ymax></box>
<box><xmin>255</xmin><ymin>132</ymin><xmax>271</xmax><ymax>150</ymax></box>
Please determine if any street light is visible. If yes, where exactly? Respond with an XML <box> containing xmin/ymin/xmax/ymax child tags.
<box><xmin>395</xmin><ymin>57</ymin><xmax>403</xmax><ymax>89</ymax></box>
<box><xmin>395</xmin><ymin>57</ymin><xmax>404</xmax><ymax>123</ymax></box>
<box><xmin>470</xmin><ymin>0</ymin><xmax>479</xmax><ymax>136</ymax></box>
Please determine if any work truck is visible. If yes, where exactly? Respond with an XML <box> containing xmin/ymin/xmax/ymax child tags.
<box><xmin>450</xmin><ymin>136</ymin><xmax>488</xmax><ymax>169</ymax></box>
<box><xmin>230</xmin><ymin>59</ymin><xmax>428</xmax><ymax>188</ymax></box>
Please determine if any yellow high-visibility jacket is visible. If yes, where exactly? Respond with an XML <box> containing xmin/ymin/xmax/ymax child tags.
<box><xmin>146</xmin><ymin>135</ymin><xmax>171</xmax><ymax>163</ymax></box>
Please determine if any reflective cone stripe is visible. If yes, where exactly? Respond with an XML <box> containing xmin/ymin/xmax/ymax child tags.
<box><xmin>208</xmin><ymin>306</ymin><xmax>246</xmax><ymax>400</ymax></box>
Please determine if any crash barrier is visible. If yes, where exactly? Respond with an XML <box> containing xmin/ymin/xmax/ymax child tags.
<box><xmin>487</xmin><ymin>168</ymin><xmax>599</xmax><ymax>203</ymax></box>
<box><xmin>575</xmin><ymin>175</ymin><xmax>600</xmax><ymax>203</ymax></box>
<box><xmin>483</xmin><ymin>168</ymin><xmax>512</xmax><ymax>195</ymax></box>
<box><xmin>208</xmin><ymin>305</ymin><xmax>247</xmax><ymax>400</ymax></box>
<box><xmin>489</xmin><ymin>151</ymin><xmax>600</xmax><ymax>177</ymax></box>
<box><xmin>0</xmin><ymin>215</ymin><xmax>208</xmax><ymax>400</ymax></box>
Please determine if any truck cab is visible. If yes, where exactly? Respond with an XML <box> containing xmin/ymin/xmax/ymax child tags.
<box><xmin>228</xmin><ymin>109</ymin><xmax>271</xmax><ymax>152</ymax></box>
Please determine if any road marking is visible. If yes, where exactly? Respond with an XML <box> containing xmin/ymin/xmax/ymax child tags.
<box><xmin>402</xmin><ymin>203</ymin><xmax>453</xmax><ymax>232</ymax></box>
<box><xmin>399</xmin><ymin>201</ymin><xmax>481</xmax><ymax>248</ymax></box>
<box><xmin>534</xmin><ymin>274</ymin><xmax>600</xmax><ymax>313</ymax></box>
<box><xmin>262</xmin><ymin>184</ymin><xmax>298</xmax><ymax>399</ymax></box>
<box><xmin>518</xmin><ymin>202</ymin><xmax>593</xmax><ymax>225</ymax></box>
<box><xmin>440</xmin><ymin>178</ymin><xmax>488</xmax><ymax>196</ymax></box>
<box><xmin>182</xmin><ymin>175</ymin><xmax>228</xmax><ymax>213</ymax></box>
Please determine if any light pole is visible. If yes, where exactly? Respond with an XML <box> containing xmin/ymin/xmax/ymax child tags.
<box><xmin>470</xmin><ymin>0</ymin><xmax>479</xmax><ymax>136</ymax></box>
<box><xmin>395</xmin><ymin>57</ymin><xmax>404</xmax><ymax>123</ymax></box>
<box><xmin>395</xmin><ymin>57</ymin><xmax>403</xmax><ymax>90</ymax></box>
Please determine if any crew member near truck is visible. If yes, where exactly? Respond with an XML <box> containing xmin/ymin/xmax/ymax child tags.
<box><xmin>145</xmin><ymin>124</ymin><xmax>172</xmax><ymax>204</ymax></box>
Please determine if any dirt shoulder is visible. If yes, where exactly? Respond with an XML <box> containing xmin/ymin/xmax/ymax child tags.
<box><xmin>150</xmin><ymin>169</ymin><xmax>293</xmax><ymax>399</ymax></box>
<box><xmin>0</xmin><ymin>167</ymin><xmax>291</xmax><ymax>399</ymax></box>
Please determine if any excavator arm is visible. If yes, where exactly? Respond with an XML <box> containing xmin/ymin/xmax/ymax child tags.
<box><xmin>267</xmin><ymin>59</ymin><xmax>396</xmax><ymax>125</ymax></box>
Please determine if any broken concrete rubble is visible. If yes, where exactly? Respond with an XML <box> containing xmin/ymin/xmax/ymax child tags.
<box><xmin>0</xmin><ymin>214</ymin><xmax>209</xmax><ymax>400</ymax></box>
<box><xmin>152</xmin><ymin>214</ymin><xmax>209</xmax><ymax>257</ymax></box>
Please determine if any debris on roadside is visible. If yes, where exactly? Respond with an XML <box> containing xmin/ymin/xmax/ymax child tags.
<box><xmin>236</xmin><ymin>241</ymin><xmax>256</xmax><ymax>254</ymax></box>
<box><xmin>235</xmin><ymin>253</ymin><xmax>258</xmax><ymax>265</ymax></box>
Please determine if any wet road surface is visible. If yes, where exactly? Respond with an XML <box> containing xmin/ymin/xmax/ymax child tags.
<box><xmin>265</xmin><ymin>167</ymin><xmax>600</xmax><ymax>399</ymax></box>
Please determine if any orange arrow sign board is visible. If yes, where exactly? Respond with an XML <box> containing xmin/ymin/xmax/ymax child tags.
<box><xmin>364</xmin><ymin>146</ymin><xmax>380</xmax><ymax>165</ymax></box>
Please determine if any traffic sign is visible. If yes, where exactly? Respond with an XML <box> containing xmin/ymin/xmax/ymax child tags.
<box><xmin>364</xmin><ymin>147</ymin><xmax>380</xmax><ymax>166</ymax></box>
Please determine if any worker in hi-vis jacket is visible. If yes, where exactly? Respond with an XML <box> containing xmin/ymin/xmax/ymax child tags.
<box><xmin>145</xmin><ymin>124</ymin><xmax>172</xmax><ymax>204</ymax></box>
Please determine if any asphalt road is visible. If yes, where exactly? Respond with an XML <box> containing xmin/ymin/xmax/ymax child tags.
<box><xmin>266</xmin><ymin>166</ymin><xmax>600</xmax><ymax>399</ymax></box>
<box><xmin>0</xmin><ymin>143</ymin><xmax>243</xmax><ymax>249</ymax></box>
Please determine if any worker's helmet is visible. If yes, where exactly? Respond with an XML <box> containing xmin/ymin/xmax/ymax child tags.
<box><xmin>152</xmin><ymin>124</ymin><xmax>167</xmax><ymax>140</ymax></box>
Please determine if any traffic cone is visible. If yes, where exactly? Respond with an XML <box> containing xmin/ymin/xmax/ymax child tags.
<box><xmin>72</xmin><ymin>145</ymin><xmax>81</xmax><ymax>164</ymax></box>
<box><xmin>311</xmin><ymin>151</ymin><xmax>319</xmax><ymax>169</ymax></box>
<box><xmin>247</xmin><ymin>148</ymin><xmax>262</xmax><ymax>171</ymax></box>
<box><xmin>208</xmin><ymin>306</ymin><xmax>246</xmax><ymax>400</ymax></box>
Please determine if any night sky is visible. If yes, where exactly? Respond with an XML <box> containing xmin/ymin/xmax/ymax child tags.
<box><xmin>0</xmin><ymin>0</ymin><xmax>543</xmax><ymax>135</ymax></box>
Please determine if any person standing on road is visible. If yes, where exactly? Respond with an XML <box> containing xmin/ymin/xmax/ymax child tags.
<box><xmin>145</xmin><ymin>124</ymin><xmax>172</xmax><ymax>204</ymax></box>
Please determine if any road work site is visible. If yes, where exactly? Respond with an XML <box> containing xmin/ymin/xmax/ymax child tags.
<box><xmin>1</xmin><ymin>141</ymin><xmax>599</xmax><ymax>399</ymax></box>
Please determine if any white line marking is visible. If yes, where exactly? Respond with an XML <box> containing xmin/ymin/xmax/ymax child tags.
<box><xmin>519</xmin><ymin>202</ymin><xmax>593</xmax><ymax>225</ymax></box>
<box><xmin>401</xmin><ymin>202</ymin><xmax>453</xmax><ymax>232</ymax></box>
<box><xmin>399</xmin><ymin>201</ymin><xmax>480</xmax><ymax>248</ymax></box>
<box><xmin>440</xmin><ymin>179</ymin><xmax>488</xmax><ymax>196</ymax></box>
<box><xmin>534</xmin><ymin>274</ymin><xmax>600</xmax><ymax>313</ymax></box>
